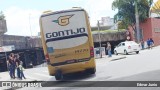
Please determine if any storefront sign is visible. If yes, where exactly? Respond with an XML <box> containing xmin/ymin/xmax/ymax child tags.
<box><xmin>0</xmin><ymin>45</ymin><xmax>15</xmax><ymax>52</ymax></box>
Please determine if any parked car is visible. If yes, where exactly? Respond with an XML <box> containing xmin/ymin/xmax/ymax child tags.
<box><xmin>114</xmin><ymin>41</ymin><xmax>141</xmax><ymax>55</ymax></box>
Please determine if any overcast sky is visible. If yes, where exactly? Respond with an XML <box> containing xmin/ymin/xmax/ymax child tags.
<box><xmin>0</xmin><ymin>0</ymin><xmax>158</xmax><ymax>36</ymax></box>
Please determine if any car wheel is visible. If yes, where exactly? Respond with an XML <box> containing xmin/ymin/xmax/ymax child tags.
<box><xmin>136</xmin><ymin>51</ymin><xmax>139</xmax><ymax>54</ymax></box>
<box><xmin>114</xmin><ymin>50</ymin><xmax>118</xmax><ymax>55</ymax></box>
<box><xmin>124</xmin><ymin>50</ymin><xmax>128</xmax><ymax>55</ymax></box>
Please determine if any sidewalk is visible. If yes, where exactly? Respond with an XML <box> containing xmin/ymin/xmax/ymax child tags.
<box><xmin>0</xmin><ymin>70</ymin><xmax>36</xmax><ymax>81</ymax></box>
<box><xmin>0</xmin><ymin>55</ymin><xmax>127</xmax><ymax>81</ymax></box>
<box><xmin>96</xmin><ymin>55</ymin><xmax>126</xmax><ymax>62</ymax></box>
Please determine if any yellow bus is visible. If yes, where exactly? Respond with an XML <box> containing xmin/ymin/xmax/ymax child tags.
<box><xmin>39</xmin><ymin>8</ymin><xmax>96</xmax><ymax>80</ymax></box>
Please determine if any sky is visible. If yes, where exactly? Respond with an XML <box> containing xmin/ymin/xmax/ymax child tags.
<box><xmin>0</xmin><ymin>0</ymin><xmax>158</xmax><ymax>36</ymax></box>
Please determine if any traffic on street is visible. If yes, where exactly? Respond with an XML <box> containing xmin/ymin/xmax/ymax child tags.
<box><xmin>0</xmin><ymin>0</ymin><xmax>160</xmax><ymax>90</ymax></box>
<box><xmin>1</xmin><ymin>46</ymin><xmax>160</xmax><ymax>90</ymax></box>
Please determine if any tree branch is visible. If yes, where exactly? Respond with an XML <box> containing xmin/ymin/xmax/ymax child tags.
<box><xmin>130</xmin><ymin>24</ymin><xmax>136</xmax><ymax>31</ymax></box>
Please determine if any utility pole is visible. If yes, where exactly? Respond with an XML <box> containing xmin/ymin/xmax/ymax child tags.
<box><xmin>97</xmin><ymin>20</ymin><xmax>102</xmax><ymax>58</ymax></box>
<box><xmin>135</xmin><ymin>0</ymin><xmax>140</xmax><ymax>43</ymax></box>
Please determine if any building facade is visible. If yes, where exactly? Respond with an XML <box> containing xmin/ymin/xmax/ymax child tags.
<box><xmin>0</xmin><ymin>35</ymin><xmax>42</xmax><ymax>49</ymax></box>
<box><xmin>100</xmin><ymin>17</ymin><xmax>114</xmax><ymax>26</ymax></box>
<box><xmin>0</xmin><ymin>35</ymin><xmax>44</xmax><ymax>72</ymax></box>
<box><xmin>100</xmin><ymin>16</ymin><xmax>118</xmax><ymax>30</ymax></box>
<box><xmin>129</xmin><ymin>18</ymin><xmax>160</xmax><ymax>46</ymax></box>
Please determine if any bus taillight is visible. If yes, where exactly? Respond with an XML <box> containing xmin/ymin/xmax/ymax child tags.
<box><xmin>128</xmin><ymin>46</ymin><xmax>131</xmax><ymax>49</ymax></box>
<box><xmin>90</xmin><ymin>47</ymin><xmax>94</xmax><ymax>57</ymax></box>
<box><xmin>45</xmin><ymin>53</ymin><xmax>50</xmax><ymax>62</ymax></box>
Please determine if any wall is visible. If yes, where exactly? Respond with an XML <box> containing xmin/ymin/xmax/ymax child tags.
<box><xmin>0</xmin><ymin>35</ymin><xmax>42</xmax><ymax>49</ymax></box>
<box><xmin>151</xmin><ymin>18</ymin><xmax>160</xmax><ymax>46</ymax></box>
<box><xmin>1</xmin><ymin>35</ymin><xmax>27</xmax><ymax>49</ymax></box>
<box><xmin>128</xmin><ymin>18</ymin><xmax>160</xmax><ymax>46</ymax></box>
<box><xmin>92</xmin><ymin>31</ymin><xmax>126</xmax><ymax>42</ymax></box>
<box><xmin>140</xmin><ymin>18</ymin><xmax>152</xmax><ymax>41</ymax></box>
<box><xmin>140</xmin><ymin>18</ymin><xmax>160</xmax><ymax>46</ymax></box>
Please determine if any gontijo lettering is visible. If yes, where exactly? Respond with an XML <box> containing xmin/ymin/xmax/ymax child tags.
<box><xmin>46</xmin><ymin>27</ymin><xmax>86</xmax><ymax>38</ymax></box>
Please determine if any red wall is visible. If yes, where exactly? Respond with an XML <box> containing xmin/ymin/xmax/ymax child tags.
<box><xmin>140</xmin><ymin>18</ymin><xmax>152</xmax><ymax>42</ymax></box>
<box><xmin>151</xmin><ymin>18</ymin><xmax>160</xmax><ymax>46</ymax></box>
<box><xmin>129</xmin><ymin>18</ymin><xmax>160</xmax><ymax>46</ymax></box>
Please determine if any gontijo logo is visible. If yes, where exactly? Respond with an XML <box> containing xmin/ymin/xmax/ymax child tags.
<box><xmin>52</xmin><ymin>15</ymin><xmax>74</xmax><ymax>26</ymax></box>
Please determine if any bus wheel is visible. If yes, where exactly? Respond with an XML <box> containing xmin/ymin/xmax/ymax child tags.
<box><xmin>55</xmin><ymin>70</ymin><xmax>63</xmax><ymax>80</ymax></box>
<box><xmin>136</xmin><ymin>51</ymin><xmax>139</xmax><ymax>54</ymax></box>
<box><xmin>86</xmin><ymin>68</ymin><xmax>96</xmax><ymax>74</ymax></box>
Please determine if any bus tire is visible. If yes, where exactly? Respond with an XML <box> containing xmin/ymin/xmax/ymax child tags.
<box><xmin>86</xmin><ymin>68</ymin><xmax>96</xmax><ymax>74</ymax></box>
<box><xmin>136</xmin><ymin>51</ymin><xmax>139</xmax><ymax>54</ymax></box>
<box><xmin>55</xmin><ymin>70</ymin><xmax>63</xmax><ymax>80</ymax></box>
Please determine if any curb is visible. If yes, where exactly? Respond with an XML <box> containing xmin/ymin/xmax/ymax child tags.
<box><xmin>111</xmin><ymin>56</ymin><xmax>126</xmax><ymax>61</ymax></box>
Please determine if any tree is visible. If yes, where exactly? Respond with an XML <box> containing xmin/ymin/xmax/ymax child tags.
<box><xmin>112</xmin><ymin>0</ymin><xmax>153</xmax><ymax>31</ymax></box>
<box><xmin>0</xmin><ymin>11</ymin><xmax>5</xmax><ymax>20</ymax></box>
<box><xmin>117</xmin><ymin>21</ymin><xmax>127</xmax><ymax>29</ymax></box>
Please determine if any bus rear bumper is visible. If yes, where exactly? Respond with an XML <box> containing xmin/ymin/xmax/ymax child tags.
<box><xmin>47</xmin><ymin>59</ymin><xmax>96</xmax><ymax>76</ymax></box>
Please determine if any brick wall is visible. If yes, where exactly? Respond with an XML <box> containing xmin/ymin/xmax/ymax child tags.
<box><xmin>128</xmin><ymin>18</ymin><xmax>160</xmax><ymax>46</ymax></box>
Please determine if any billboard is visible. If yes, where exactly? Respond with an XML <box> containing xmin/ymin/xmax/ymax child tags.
<box><xmin>0</xmin><ymin>45</ymin><xmax>15</xmax><ymax>52</ymax></box>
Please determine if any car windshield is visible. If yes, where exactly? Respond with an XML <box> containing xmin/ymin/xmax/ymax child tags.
<box><xmin>126</xmin><ymin>41</ymin><xmax>138</xmax><ymax>45</ymax></box>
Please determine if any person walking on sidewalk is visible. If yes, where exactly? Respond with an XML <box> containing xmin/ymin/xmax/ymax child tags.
<box><xmin>15</xmin><ymin>54</ymin><xmax>21</xmax><ymax>79</ymax></box>
<box><xmin>150</xmin><ymin>38</ymin><xmax>154</xmax><ymax>49</ymax></box>
<box><xmin>107</xmin><ymin>42</ymin><xmax>112</xmax><ymax>57</ymax></box>
<box><xmin>19</xmin><ymin>61</ymin><xmax>26</xmax><ymax>80</ymax></box>
<box><xmin>8</xmin><ymin>53</ymin><xmax>16</xmax><ymax>79</ymax></box>
<box><xmin>141</xmin><ymin>39</ymin><xmax>144</xmax><ymax>50</ymax></box>
<box><xmin>147</xmin><ymin>38</ymin><xmax>150</xmax><ymax>49</ymax></box>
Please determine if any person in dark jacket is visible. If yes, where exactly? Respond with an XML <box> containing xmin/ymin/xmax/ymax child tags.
<box><xmin>8</xmin><ymin>53</ymin><xmax>16</xmax><ymax>79</ymax></box>
<box><xmin>150</xmin><ymin>38</ymin><xmax>154</xmax><ymax>49</ymax></box>
<box><xmin>147</xmin><ymin>38</ymin><xmax>150</xmax><ymax>49</ymax></box>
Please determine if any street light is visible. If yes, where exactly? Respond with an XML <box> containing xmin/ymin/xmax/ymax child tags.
<box><xmin>97</xmin><ymin>20</ymin><xmax>102</xmax><ymax>58</ymax></box>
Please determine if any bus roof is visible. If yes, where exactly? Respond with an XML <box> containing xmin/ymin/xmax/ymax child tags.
<box><xmin>40</xmin><ymin>8</ymin><xmax>85</xmax><ymax>18</ymax></box>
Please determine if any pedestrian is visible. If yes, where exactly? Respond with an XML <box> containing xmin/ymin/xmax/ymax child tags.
<box><xmin>8</xmin><ymin>53</ymin><xmax>16</xmax><ymax>79</ymax></box>
<box><xmin>147</xmin><ymin>38</ymin><xmax>150</xmax><ymax>49</ymax></box>
<box><xmin>7</xmin><ymin>60</ymin><xmax>11</xmax><ymax>76</ymax></box>
<box><xmin>7</xmin><ymin>60</ymin><xmax>9</xmax><ymax>69</ymax></box>
<box><xmin>15</xmin><ymin>54</ymin><xmax>21</xmax><ymax>79</ymax></box>
<box><xmin>150</xmin><ymin>38</ymin><xmax>154</xmax><ymax>49</ymax></box>
<box><xmin>19</xmin><ymin>61</ymin><xmax>26</xmax><ymax>80</ymax></box>
<box><xmin>107</xmin><ymin>42</ymin><xmax>112</xmax><ymax>57</ymax></box>
<box><xmin>141</xmin><ymin>39</ymin><xmax>144</xmax><ymax>50</ymax></box>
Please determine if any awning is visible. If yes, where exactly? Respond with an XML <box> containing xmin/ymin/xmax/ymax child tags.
<box><xmin>151</xmin><ymin>0</ymin><xmax>160</xmax><ymax>13</ymax></box>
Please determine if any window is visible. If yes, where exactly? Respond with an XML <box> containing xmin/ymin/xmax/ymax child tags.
<box><xmin>122</xmin><ymin>43</ymin><xmax>125</xmax><ymax>46</ymax></box>
<box><xmin>117</xmin><ymin>43</ymin><xmax>121</xmax><ymax>47</ymax></box>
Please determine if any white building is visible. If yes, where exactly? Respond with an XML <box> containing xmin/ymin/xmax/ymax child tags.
<box><xmin>100</xmin><ymin>16</ymin><xmax>117</xmax><ymax>30</ymax></box>
<box><xmin>100</xmin><ymin>17</ymin><xmax>114</xmax><ymax>26</ymax></box>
